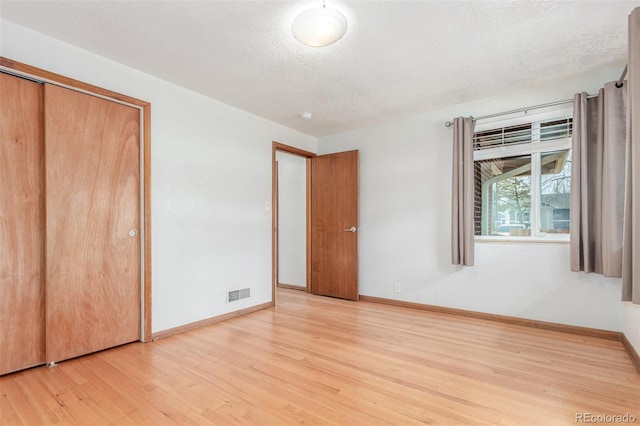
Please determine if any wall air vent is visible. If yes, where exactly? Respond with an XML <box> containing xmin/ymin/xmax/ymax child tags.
<box><xmin>227</xmin><ymin>288</ymin><xmax>251</xmax><ymax>304</ymax></box>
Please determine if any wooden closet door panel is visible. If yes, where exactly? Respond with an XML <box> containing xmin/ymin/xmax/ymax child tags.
<box><xmin>0</xmin><ymin>73</ymin><xmax>46</xmax><ymax>375</ymax></box>
<box><xmin>44</xmin><ymin>84</ymin><xmax>140</xmax><ymax>363</ymax></box>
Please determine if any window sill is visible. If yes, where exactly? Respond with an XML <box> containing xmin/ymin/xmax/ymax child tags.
<box><xmin>475</xmin><ymin>235</ymin><xmax>570</xmax><ymax>244</ymax></box>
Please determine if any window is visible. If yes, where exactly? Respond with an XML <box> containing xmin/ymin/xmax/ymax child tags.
<box><xmin>473</xmin><ymin>114</ymin><xmax>572</xmax><ymax>239</ymax></box>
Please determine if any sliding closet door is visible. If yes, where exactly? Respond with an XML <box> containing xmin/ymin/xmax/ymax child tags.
<box><xmin>0</xmin><ymin>73</ymin><xmax>45</xmax><ymax>375</ymax></box>
<box><xmin>45</xmin><ymin>84</ymin><xmax>141</xmax><ymax>363</ymax></box>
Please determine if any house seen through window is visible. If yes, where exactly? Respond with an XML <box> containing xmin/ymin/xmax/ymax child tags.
<box><xmin>473</xmin><ymin>115</ymin><xmax>572</xmax><ymax>238</ymax></box>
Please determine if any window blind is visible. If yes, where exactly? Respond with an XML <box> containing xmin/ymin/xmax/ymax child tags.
<box><xmin>474</xmin><ymin>117</ymin><xmax>572</xmax><ymax>151</ymax></box>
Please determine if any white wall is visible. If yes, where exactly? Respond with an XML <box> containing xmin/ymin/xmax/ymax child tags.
<box><xmin>318</xmin><ymin>66</ymin><xmax>627</xmax><ymax>332</ymax></box>
<box><xmin>623</xmin><ymin>303</ymin><xmax>640</xmax><ymax>354</ymax></box>
<box><xmin>276</xmin><ymin>151</ymin><xmax>307</xmax><ymax>287</ymax></box>
<box><xmin>0</xmin><ymin>20</ymin><xmax>317</xmax><ymax>333</ymax></box>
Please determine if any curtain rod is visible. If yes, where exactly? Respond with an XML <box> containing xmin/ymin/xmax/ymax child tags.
<box><xmin>445</xmin><ymin>63</ymin><xmax>628</xmax><ymax>128</ymax></box>
<box><xmin>616</xmin><ymin>64</ymin><xmax>628</xmax><ymax>88</ymax></box>
<box><xmin>443</xmin><ymin>98</ymin><xmax>575</xmax><ymax>128</ymax></box>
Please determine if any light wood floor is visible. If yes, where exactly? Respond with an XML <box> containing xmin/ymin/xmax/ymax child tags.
<box><xmin>1</xmin><ymin>288</ymin><xmax>639</xmax><ymax>425</ymax></box>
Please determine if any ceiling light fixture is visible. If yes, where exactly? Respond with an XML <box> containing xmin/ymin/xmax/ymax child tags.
<box><xmin>292</xmin><ymin>2</ymin><xmax>348</xmax><ymax>47</ymax></box>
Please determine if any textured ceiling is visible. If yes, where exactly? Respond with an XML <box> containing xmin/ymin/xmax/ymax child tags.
<box><xmin>0</xmin><ymin>0</ymin><xmax>635</xmax><ymax>137</ymax></box>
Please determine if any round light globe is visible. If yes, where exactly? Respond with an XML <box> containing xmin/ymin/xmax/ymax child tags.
<box><xmin>292</xmin><ymin>7</ymin><xmax>348</xmax><ymax>47</ymax></box>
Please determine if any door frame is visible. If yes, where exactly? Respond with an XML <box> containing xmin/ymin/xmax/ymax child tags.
<box><xmin>272</xmin><ymin>142</ymin><xmax>315</xmax><ymax>304</ymax></box>
<box><xmin>0</xmin><ymin>57</ymin><xmax>153</xmax><ymax>342</ymax></box>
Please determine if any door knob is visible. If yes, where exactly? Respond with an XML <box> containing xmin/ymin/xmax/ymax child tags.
<box><xmin>344</xmin><ymin>226</ymin><xmax>357</xmax><ymax>233</ymax></box>
<box><xmin>128</xmin><ymin>229</ymin><xmax>138</xmax><ymax>237</ymax></box>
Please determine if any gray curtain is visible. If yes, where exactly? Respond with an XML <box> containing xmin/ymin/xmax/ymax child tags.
<box><xmin>451</xmin><ymin>117</ymin><xmax>475</xmax><ymax>266</ymax></box>
<box><xmin>622</xmin><ymin>8</ymin><xmax>640</xmax><ymax>304</ymax></box>
<box><xmin>570</xmin><ymin>83</ymin><xmax>627</xmax><ymax>277</ymax></box>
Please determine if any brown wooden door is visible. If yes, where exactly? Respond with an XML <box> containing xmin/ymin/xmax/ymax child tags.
<box><xmin>44</xmin><ymin>84</ymin><xmax>141</xmax><ymax>363</ymax></box>
<box><xmin>0</xmin><ymin>73</ymin><xmax>46</xmax><ymax>375</ymax></box>
<box><xmin>310</xmin><ymin>150</ymin><xmax>359</xmax><ymax>300</ymax></box>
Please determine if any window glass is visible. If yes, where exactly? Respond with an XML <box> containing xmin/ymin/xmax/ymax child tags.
<box><xmin>474</xmin><ymin>123</ymin><xmax>532</xmax><ymax>151</ymax></box>
<box><xmin>540</xmin><ymin>118</ymin><xmax>572</xmax><ymax>142</ymax></box>
<box><xmin>540</xmin><ymin>149</ymin><xmax>571</xmax><ymax>234</ymax></box>
<box><xmin>474</xmin><ymin>155</ymin><xmax>532</xmax><ymax>236</ymax></box>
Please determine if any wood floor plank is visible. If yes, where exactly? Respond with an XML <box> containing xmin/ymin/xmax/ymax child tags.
<box><xmin>1</xmin><ymin>288</ymin><xmax>639</xmax><ymax>425</ymax></box>
<box><xmin>219</xmin><ymin>315</ymin><xmax>543</xmax><ymax>424</ymax></box>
